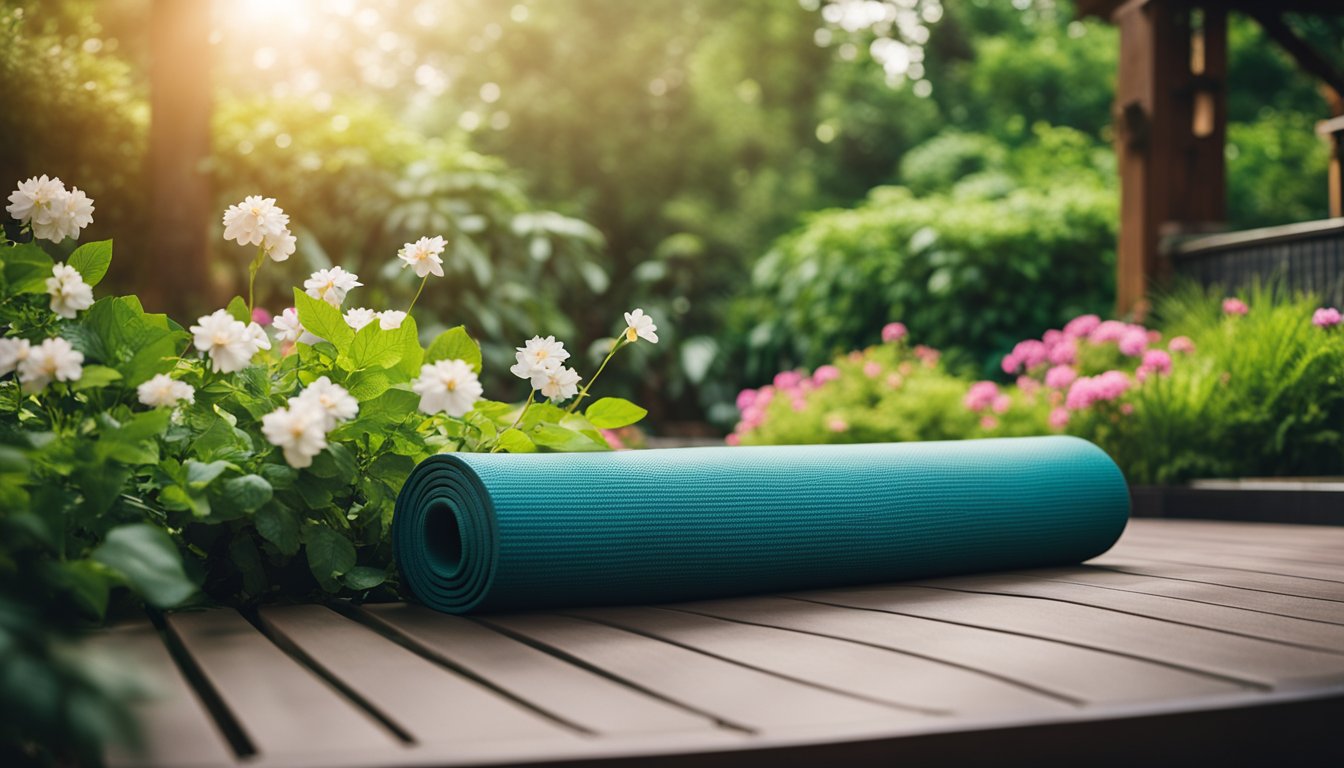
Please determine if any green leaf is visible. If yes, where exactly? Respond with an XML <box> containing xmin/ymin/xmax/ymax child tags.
<box><xmin>2</xmin><ymin>242</ymin><xmax>53</xmax><ymax>294</ymax></box>
<box><xmin>185</xmin><ymin>459</ymin><xmax>230</xmax><ymax>489</ymax></box>
<box><xmin>46</xmin><ymin>560</ymin><xmax>111</xmax><ymax>621</ymax></box>
<box><xmin>67</xmin><ymin>239</ymin><xmax>112</xmax><ymax>287</ymax></box>
<box><xmin>221</xmin><ymin>474</ymin><xmax>272</xmax><ymax>514</ymax></box>
<box><xmin>584</xmin><ymin>397</ymin><xmax>648</xmax><ymax>429</ymax></box>
<box><xmin>496</xmin><ymin>428</ymin><xmax>536</xmax><ymax>453</ymax></box>
<box><xmin>424</xmin><ymin>326</ymin><xmax>481</xmax><ymax>372</ymax></box>
<box><xmin>255</xmin><ymin>503</ymin><xmax>301</xmax><ymax>555</ymax></box>
<box><xmin>304</xmin><ymin>525</ymin><xmax>356</xmax><ymax>592</ymax></box>
<box><xmin>347</xmin><ymin>323</ymin><xmax>408</xmax><ymax>370</ymax></box>
<box><xmin>91</xmin><ymin>523</ymin><xmax>196</xmax><ymax>607</ymax></box>
<box><xmin>342</xmin><ymin>566</ymin><xmax>387</xmax><ymax>591</ymax></box>
<box><xmin>308</xmin><ymin>443</ymin><xmax>356</xmax><ymax>479</ymax></box>
<box><xmin>530</xmin><ymin>424</ymin><xmax>608</xmax><ymax>452</ymax></box>
<box><xmin>71</xmin><ymin>365</ymin><xmax>122</xmax><ymax>391</ymax></box>
<box><xmin>225</xmin><ymin>295</ymin><xmax>250</xmax><ymax>323</ymax></box>
<box><xmin>293</xmin><ymin>287</ymin><xmax>353</xmax><ymax>351</ymax></box>
<box><xmin>348</xmin><ymin>368</ymin><xmax>392</xmax><ymax>400</ymax></box>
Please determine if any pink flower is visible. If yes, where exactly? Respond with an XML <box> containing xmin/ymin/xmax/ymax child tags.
<box><xmin>1089</xmin><ymin>320</ymin><xmax>1130</xmax><ymax>343</ymax></box>
<box><xmin>863</xmin><ymin>361</ymin><xmax>882</xmax><ymax>379</ymax></box>
<box><xmin>1120</xmin><ymin>403</ymin><xmax>1135</xmax><ymax>415</ymax></box>
<box><xmin>773</xmin><ymin>370</ymin><xmax>803</xmax><ymax>390</ymax></box>
<box><xmin>1002</xmin><ymin>339</ymin><xmax>1047</xmax><ymax>374</ymax></box>
<box><xmin>1065</xmin><ymin>370</ymin><xmax>1131</xmax><ymax>410</ymax></box>
<box><xmin>736</xmin><ymin>388</ymin><xmax>758</xmax><ymax>411</ymax></box>
<box><xmin>1313</xmin><ymin>307</ymin><xmax>1341</xmax><ymax>328</ymax></box>
<box><xmin>1042</xmin><ymin>329</ymin><xmax>1065</xmax><ymax>349</ymax></box>
<box><xmin>725</xmin><ymin>433</ymin><xmax>742</xmax><ymax>446</ymax></box>
<box><xmin>827</xmin><ymin>417</ymin><xmax>848</xmax><ymax>433</ymax></box>
<box><xmin>812</xmin><ymin>365</ymin><xmax>841</xmax><ymax>385</ymax></box>
<box><xmin>251</xmin><ymin>307</ymin><xmax>273</xmax><ymax>326</ymax></box>
<box><xmin>1168</xmin><ymin>336</ymin><xmax>1195</xmax><ymax>354</ymax></box>
<box><xmin>1048</xmin><ymin>407</ymin><xmax>1069</xmax><ymax>429</ymax></box>
<box><xmin>1016</xmin><ymin>376</ymin><xmax>1040</xmax><ymax>395</ymax></box>
<box><xmin>1140</xmin><ymin>349</ymin><xmax>1172</xmax><ymax>375</ymax></box>
<box><xmin>886</xmin><ymin>373</ymin><xmax>903</xmax><ymax>389</ymax></box>
<box><xmin>992</xmin><ymin>394</ymin><xmax>1012</xmax><ymax>414</ymax></box>
<box><xmin>881</xmin><ymin>322</ymin><xmax>908</xmax><ymax>343</ymax></box>
<box><xmin>1063</xmin><ymin>314</ymin><xmax>1101</xmax><ymax>338</ymax></box>
<box><xmin>964</xmin><ymin>381</ymin><xmax>1000</xmax><ymax>412</ymax></box>
<box><xmin>980</xmin><ymin>415</ymin><xmax>999</xmax><ymax>430</ymax></box>
<box><xmin>601</xmin><ymin>429</ymin><xmax>627</xmax><ymax>450</ymax></box>
<box><xmin>1118</xmin><ymin>327</ymin><xmax>1149</xmax><ymax>357</ymax></box>
<box><xmin>1047</xmin><ymin>339</ymin><xmax>1076</xmax><ymax>366</ymax></box>
<box><xmin>913</xmin><ymin>345</ymin><xmax>940</xmax><ymax>367</ymax></box>
<box><xmin>1044</xmin><ymin>365</ymin><xmax>1077</xmax><ymax>390</ymax></box>
<box><xmin>1222</xmin><ymin>297</ymin><xmax>1248</xmax><ymax>316</ymax></box>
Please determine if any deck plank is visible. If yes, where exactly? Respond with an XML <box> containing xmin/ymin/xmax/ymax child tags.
<box><xmin>482</xmin><ymin>613</ymin><xmax>925</xmax><ymax>732</ymax></box>
<box><xmin>1094</xmin><ymin>555</ymin><xmax>1344</xmax><ymax>600</ymax></box>
<box><xmin>165</xmin><ymin>609</ymin><xmax>399</xmax><ymax>759</ymax></box>
<box><xmin>92</xmin><ymin>624</ymin><xmax>237</xmax><ymax>768</ymax></box>
<box><xmin>256</xmin><ymin>605</ymin><xmax>577</xmax><ymax>745</ymax></box>
<box><xmin>797</xmin><ymin>585</ymin><xmax>1344</xmax><ymax>688</ymax></box>
<box><xmin>359</xmin><ymin>603</ymin><xmax>719</xmax><ymax>736</ymax></box>
<box><xmin>670</xmin><ymin>595</ymin><xmax>1243</xmax><ymax>704</ymax></box>
<box><xmin>568</xmin><ymin>605</ymin><xmax>1072</xmax><ymax>717</ymax></box>
<box><xmin>905</xmin><ymin>574</ymin><xmax>1344</xmax><ymax>652</ymax></box>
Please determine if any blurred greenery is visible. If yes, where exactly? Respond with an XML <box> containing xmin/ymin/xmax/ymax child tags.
<box><xmin>0</xmin><ymin>0</ymin><xmax>1339</xmax><ymax>424</ymax></box>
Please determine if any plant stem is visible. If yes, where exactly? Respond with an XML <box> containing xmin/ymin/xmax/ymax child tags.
<box><xmin>246</xmin><ymin>246</ymin><xmax>266</xmax><ymax>314</ymax></box>
<box><xmin>567</xmin><ymin>338</ymin><xmax>625</xmax><ymax>414</ymax></box>
<box><xmin>491</xmin><ymin>392</ymin><xmax>535</xmax><ymax>452</ymax></box>
<box><xmin>407</xmin><ymin>275</ymin><xmax>429</xmax><ymax>313</ymax></box>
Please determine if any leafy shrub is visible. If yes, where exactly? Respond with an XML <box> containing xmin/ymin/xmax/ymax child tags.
<box><xmin>728</xmin><ymin>181</ymin><xmax>1115</xmax><ymax>386</ymax></box>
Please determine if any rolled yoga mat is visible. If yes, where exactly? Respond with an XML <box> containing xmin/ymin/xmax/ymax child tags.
<box><xmin>393</xmin><ymin>436</ymin><xmax>1129</xmax><ymax>614</ymax></box>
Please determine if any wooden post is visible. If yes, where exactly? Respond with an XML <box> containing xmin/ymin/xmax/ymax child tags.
<box><xmin>146</xmin><ymin>0</ymin><xmax>213</xmax><ymax>318</ymax></box>
<box><xmin>1110</xmin><ymin>0</ymin><xmax>1226</xmax><ymax>317</ymax></box>
<box><xmin>1320</xmin><ymin>116</ymin><xmax>1344</xmax><ymax>219</ymax></box>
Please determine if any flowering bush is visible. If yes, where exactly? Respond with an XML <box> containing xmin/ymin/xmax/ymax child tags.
<box><xmin>1</xmin><ymin>176</ymin><xmax>654</xmax><ymax>760</ymax></box>
<box><xmin>733</xmin><ymin>287</ymin><xmax>1344</xmax><ymax>486</ymax></box>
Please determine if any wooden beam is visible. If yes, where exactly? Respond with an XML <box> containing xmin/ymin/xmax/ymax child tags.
<box><xmin>1245</xmin><ymin>9</ymin><xmax>1344</xmax><ymax>107</ymax></box>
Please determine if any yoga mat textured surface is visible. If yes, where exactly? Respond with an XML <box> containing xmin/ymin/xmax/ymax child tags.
<box><xmin>393</xmin><ymin>436</ymin><xmax>1129</xmax><ymax>614</ymax></box>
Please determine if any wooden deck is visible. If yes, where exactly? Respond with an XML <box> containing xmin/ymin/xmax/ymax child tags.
<box><xmin>99</xmin><ymin>519</ymin><xmax>1344</xmax><ymax>767</ymax></box>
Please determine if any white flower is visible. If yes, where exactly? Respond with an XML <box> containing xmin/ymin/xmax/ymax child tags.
<box><xmin>263</xmin><ymin>227</ymin><xmax>296</xmax><ymax>262</ymax></box>
<box><xmin>190</xmin><ymin>309</ymin><xmax>260</xmax><ymax>373</ymax></box>
<box><xmin>304</xmin><ymin>266</ymin><xmax>362</xmax><ymax>307</ymax></box>
<box><xmin>45</xmin><ymin>263</ymin><xmax>94</xmax><ymax>319</ymax></box>
<box><xmin>293</xmin><ymin>376</ymin><xmax>358</xmax><ymax>429</ymax></box>
<box><xmin>530</xmin><ymin>365</ymin><xmax>581</xmax><ymax>402</ymax></box>
<box><xmin>6</xmin><ymin>175</ymin><xmax>65</xmax><ymax>229</ymax></box>
<box><xmin>397</xmin><ymin>235</ymin><xmax>446</xmax><ymax>278</ymax></box>
<box><xmin>261</xmin><ymin>400</ymin><xmax>328</xmax><ymax>469</ymax></box>
<box><xmin>377</xmin><ymin>310</ymin><xmax>406</xmax><ymax>330</ymax></box>
<box><xmin>137</xmin><ymin>374</ymin><xmax>195</xmax><ymax>408</ymax></box>
<box><xmin>509</xmin><ymin>335</ymin><xmax>570</xmax><ymax>380</ymax></box>
<box><xmin>17</xmin><ymin>337</ymin><xmax>83</xmax><ymax>393</ymax></box>
<box><xmin>222</xmin><ymin>195</ymin><xmax>290</xmax><ymax>248</ymax></box>
<box><xmin>272</xmin><ymin>307</ymin><xmax>323</xmax><ymax>345</ymax></box>
<box><xmin>32</xmin><ymin>186</ymin><xmax>95</xmax><ymax>243</ymax></box>
<box><xmin>246</xmin><ymin>321</ymin><xmax>272</xmax><ymax>352</ymax></box>
<box><xmin>623</xmin><ymin>308</ymin><xmax>658</xmax><ymax>344</ymax></box>
<box><xmin>0</xmin><ymin>338</ymin><xmax>32</xmax><ymax>376</ymax></box>
<box><xmin>343</xmin><ymin>307</ymin><xmax>378</xmax><ymax>331</ymax></box>
<box><xmin>412</xmin><ymin>359</ymin><xmax>483</xmax><ymax>417</ymax></box>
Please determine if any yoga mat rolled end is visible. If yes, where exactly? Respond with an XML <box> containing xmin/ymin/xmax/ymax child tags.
<box><xmin>395</xmin><ymin>437</ymin><xmax>1129</xmax><ymax>614</ymax></box>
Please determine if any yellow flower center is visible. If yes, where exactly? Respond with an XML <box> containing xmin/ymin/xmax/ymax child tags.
<box><xmin>625</xmin><ymin>326</ymin><xmax>639</xmax><ymax>342</ymax></box>
<box><xmin>445</xmin><ymin>378</ymin><xmax>458</xmax><ymax>392</ymax></box>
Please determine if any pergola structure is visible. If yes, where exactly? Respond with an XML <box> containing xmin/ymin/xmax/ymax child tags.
<box><xmin>1078</xmin><ymin>0</ymin><xmax>1344</xmax><ymax>314</ymax></box>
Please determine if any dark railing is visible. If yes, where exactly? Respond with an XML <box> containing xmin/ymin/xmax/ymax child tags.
<box><xmin>1168</xmin><ymin>218</ymin><xmax>1344</xmax><ymax>303</ymax></box>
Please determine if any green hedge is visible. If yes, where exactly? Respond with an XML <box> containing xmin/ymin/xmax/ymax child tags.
<box><xmin>729</xmin><ymin>183</ymin><xmax>1116</xmax><ymax>383</ymax></box>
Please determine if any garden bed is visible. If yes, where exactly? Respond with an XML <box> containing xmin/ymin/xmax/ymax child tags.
<box><xmin>1131</xmin><ymin>480</ymin><xmax>1344</xmax><ymax>526</ymax></box>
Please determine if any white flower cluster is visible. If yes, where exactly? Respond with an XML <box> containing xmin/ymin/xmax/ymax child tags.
<box><xmin>341</xmin><ymin>307</ymin><xmax>406</xmax><ymax>331</ymax></box>
<box><xmin>136</xmin><ymin>373</ymin><xmax>195</xmax><ymax>408</ymax></box>
<box><xmin>412</xmin><ymin>359</ymin><xmax>483</xmax><ymax>417</ymax></box>
<box><xmin>509</xmin><ymin>335</ymin><xmax>581</xmax><ymax>403</ymax></box>
<box><xmin>189</xmin><ymin>309</ymin><xmax>271</xmax><ymax>374</ymax></box>
<box><xmin>272</xmin><ymin>307</ymin><xmax>323</xmax><ymax>345</ymax></box>
<box><xmin>0</xmin><ymin>337</ymin><xmax>84</xmax><ymax>394</ymax></box>
<box><xmin>46</xmin><ymin>263</ymin><xmax>94</xmax><ymax>319</ymax></box>
<box><xmin>6</xmin><ymin>175</ymin><xmax>95</xmax><ymax>243</ymax></box>
<box><xmin>262</xmin><ymin>377</ymin><xmax>358</xmax><ymax>468</ymax></box>
<box><xmin>397</xmin><ymin>236</ymin><xmax>446</xmax><ymax>278</ymax></box>
<box><xmin>303</xmin><ymin>266</ymin><xmax>362</xmax><ymax>307</ymax></box>
<box><xmin>222</xmin><ymin>195</ymin><xmax>296</xmax><ymax>262</ymax></box>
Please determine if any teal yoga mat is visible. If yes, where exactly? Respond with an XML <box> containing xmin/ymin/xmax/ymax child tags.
<box><xmin>393</xmin><ymin>436</ymin><xmax>1129</xmax><ymax>614</ymax></box>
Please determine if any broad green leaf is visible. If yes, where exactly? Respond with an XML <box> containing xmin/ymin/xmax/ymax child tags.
<box><xmin>225</xmin><ymin>295</ymin><xmax>250</xmax><ymax>323</ymax></box>
<box><xmin>347</xmin><ymin>323</ymin><xmax>407</xmax><ymax>370</ymax></box>
<box><xmin>330</xmin><ymin>388</ymin><xmax>419</xmax><ymax>439</ymax></box>
<box><xmin>255</xmin><ymin>503</ymin><xmax>301</xmax><ymax>555</ymax></box>
<box><xmin>424</xmin><ymin>325</ymin><xmax>481</xmax><ymax>372</ymax></box>
<box><xmin>108</xmin><ymin>409</ymin><xmax>172</xmax><ymax>444</ymax></box>
<box><xmin>92</xmin><ymin>523</ymin><xmax>197</xmax><ymax>607</ymax></box>
<box><xmin>342</xmin><ymin>566</ymin><xmax>387</xmax><ymax>591</ymax></box>
<box><xmin>46</xmin><ymin>560</ymin><xmax>111</xmax><ymax>621</ymax></box>
<box><xmin>394</xmin><ymin>315</ymin><xmax>423</xmax><ymax>376</ymax></box>
<box><xmin>496</xmin><ymin>428</ymin><xmax>536</xmax><ymax>453</ymax></box>
<box><xmin>584</xmin><ymin>397</ymin><xmax>648</xmax><ymax>429</ymax></box>
<box><xmin>2</xmin><ymin>242</ymin><xmax>53</xmax><ymax>294</ymax></box>
<box><xmin>309</xmin><ymin>443</ymin><xmax>356</xmax><ymax>479</ymax></box>
<box><xmin>293</xmin><ymin>287</ymin><xmax>353</xmax><ymax>351</ymax></box>
<box><xmin>185</xmin><ymin>459</ymin><xmax>231</xmax><ymax>488</ymax></box>
<box><xmin>67</xmin><ymin>239</ymin><xmax>112</xmax><ymax>287</ymax></box>
<box><xmin>530</xmin><ymin>424</ymin><xmax>607</xmax><ymax>452</ymax></box>
<box><xmin>222</xmin><ymin>474</ymin><xmax>272</xmax><ymax>513</ymax></box>
<box><xmin>304</xmin><ymin>525</ymin><xmax>356</xmax><ymax>592</ymax></box>
<box><xmin>71</xmin><ymin>365</ymin><xmax>122</xmax><ymax>391</ymax></box>
<box><xmin>348</xmin><ymin>368</ymin><xmax>392</xmax><ymax>400</ymax></box>
<box><xmin>368</xmin><ymin>452</ymin><xmax>416</xmax><ymax>479</ymax></box>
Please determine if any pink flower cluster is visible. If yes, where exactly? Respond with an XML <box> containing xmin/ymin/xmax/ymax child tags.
<box><xmin>1223</xmin><ymin>297</ymin><xmax>1248</xmax><ymax>316</ymax></box>
<box><xmin>1135</xmin><ymin>349</ymin><xmax>1171</xmax><ymax>381</ymax></box>
<box><xmin>1065</xmin><ymin>370</ymin><xmax>1131</xmax><ymax>410</ymax></box>
<box><xmin>730</xmin><ymin>359</ymin><xmax>856</xmax><ymax>442</ymax></box>
<box><xmin>881</xmin><ymin>322</ymin><xmax>907</xmax><ymax>343</ymax></box>
<box><xmin>1314</xmin><ymin>307</ymin><xmax>1341</xmax><ymax>328</ymax></box>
